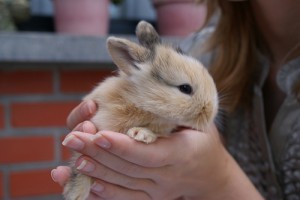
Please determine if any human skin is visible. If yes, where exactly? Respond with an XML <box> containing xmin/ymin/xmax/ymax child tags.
<box><xmin>52</xmin><ymin>101</ymin><xmax>263</xmax><ymax>200</ymax></box>
<box><xmin>52</xmin><ymin>1</ymin><xmax>300</xmax><ymax>199</ymax></box>
<box><xmin>250</xmin><ymin>0</ymin><xmax>300</xmax><ymax>130</ymax></box>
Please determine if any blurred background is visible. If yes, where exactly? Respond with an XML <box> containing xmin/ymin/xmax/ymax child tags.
<box><xmin>0</xmin><ymin>0</ymin><xmax>206</xmax><ymax>199</ymax></box>
<box><xmin>17</xmin><ymin>0</ymin><xmax>156</xmax><ymax>35</ymax></box>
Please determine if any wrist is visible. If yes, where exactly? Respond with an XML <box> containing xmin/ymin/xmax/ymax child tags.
<box><xmin>185</xmin><ymin>147</ymin><xmax>264</xmax><ymax>200</ymax></box>
<box><xmin>215</xmin><ymin>154</ymin><xmax>265</xmax><ymax>200</ymax></box>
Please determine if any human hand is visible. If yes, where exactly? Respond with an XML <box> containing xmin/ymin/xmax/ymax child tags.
<box><xmin>53</xmin><ymin>100</ymin><xmax>262</xmax><ymax>200</ymax></box>
<box><xmin>61</xmin><ymin>125</ymin><xmax>243</xmax><ymax>200</ymax></box>
<box><xmin>51</xmin><ymin>100</ymin><xmax>97</xmax><ymax>186</ymax></box>
<box><xmin>66</xmin><ymin>100</ymin><xmax>97</xmax><ymax>130</ymax></box>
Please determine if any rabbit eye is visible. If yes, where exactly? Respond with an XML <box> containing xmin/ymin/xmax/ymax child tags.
<box><xmin>178</xmin><ymin>84</ymin><xmax>193</xmax><ymax>95</ymax></box>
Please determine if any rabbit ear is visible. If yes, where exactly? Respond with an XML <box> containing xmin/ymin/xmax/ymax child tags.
<box><xmin>107</xmin><ymin>37</ymin><xmax>149</xmax><ymax>76</ymax></box>
<box><xmin>136</xmin><ymin>21</ymin><xmax>161</xmax><ymax>49</ymax></box>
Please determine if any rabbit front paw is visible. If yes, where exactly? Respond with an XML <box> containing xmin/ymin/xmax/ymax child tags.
<box><xmin>127</xmin><ymin>127</ymin><xmax>157</xmax><ymax>144</ymax></box>
<box><xmin>63</xmin><ymin>172</ymin><xmax>92</xmax><ymax>200</ymax></box>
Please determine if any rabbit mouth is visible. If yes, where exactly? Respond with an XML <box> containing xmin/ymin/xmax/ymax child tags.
<box><xmin>173</xmin><ymin>126</ymin><xmax>197</xmax><ymax>132</ymax></box>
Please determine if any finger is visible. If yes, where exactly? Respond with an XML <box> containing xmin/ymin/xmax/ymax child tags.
<box><xmin>92</xmin><ymin>130</ymin><xmax>182</xmax><ymax>167</ymax></box>
<box><xmin>94</xmin><ymin>129</ymin><xmax>219</xmax><ymax>168</ymax></box>
<box><xmin>75</xmin><ymin>156</ymin><xmax>154</xmax><ymax>191</ymax></box>
<box><xmin>64</xmin><ymin>131</ymin><xmax>153</xmax><ymax>179</ymax></box>
<box><xmin>87</xmin><ymin>193</ymin><xmax>105</xmax><ymax>200</ymax></box>
<box><xmin>67</xmin><ymin>100</ymin><xmax>97</xmax><ymax>129</ymax></box>
<box><xmin>73</xmin><ymin>120</ymin><xmax>98</xmax><ymax>134</ymax></box>
<box><xmin>90</xmin><ymin>179</ymin><xmax>150</xmax><ymax>200</ymax></box>
<box><xmin>51</xmin><ymin>166</ymin><xmax>71</xmax><ymax>186</ymax></box>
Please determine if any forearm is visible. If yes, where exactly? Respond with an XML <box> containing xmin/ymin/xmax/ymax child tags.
<box><xmin>186</xmin><ymin>149</ymin><xmax>264</xmax><ymax>200</ymax></box>
<box><xmin>212</xmin><ymin>153</ymin><xmax>264</xmax><ymax>200</ymax></box>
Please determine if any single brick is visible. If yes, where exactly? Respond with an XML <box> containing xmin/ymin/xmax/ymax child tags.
<box><xmin>11</xmin><ymin>101</ymin><xmax>79</xmax><ymax>127</ymax></box>
<box><xmin>10</xmin><ymin>169</ymin><xmax>62</xmax><ymax>198</ymax></box>
<box><xmin>0</xmin><ymin>136</ymin><xmax>54</xmax><ymax>163</ymax></box>
<box><xmin>0</xmin><ymin>70</ymin><xmax>53</xmax><ymax>94</ymax></box>
<box><xmin>60</xmin><ymin>69</ymin><xmax>112</xmax><ymax>93</ymax></box>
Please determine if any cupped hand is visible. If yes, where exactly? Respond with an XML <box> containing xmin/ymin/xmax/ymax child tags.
<box><xmin>61</xmin><ymin>125</ymin><xmax>233</xmax><ymax>200</ymax></box>
<box><xmin>53</xmin><ymin>100</ymin><xmax>263</xmax><ymax>200</ymax></box>
<box><xmin>51</xmin><ymin>100</ymin><xmax>98</xmax><ymax>186</ymax></box>
<box><xmin>66</xmin><ymin>100</ymin><xmax>97</xmax><ymax>130</ymax></box>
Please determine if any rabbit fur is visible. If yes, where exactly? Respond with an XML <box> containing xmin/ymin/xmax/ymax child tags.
<box><xmin>63</xmin><ymin>21</ymin><xmax>218</xmax><ymax>200</ymax></box>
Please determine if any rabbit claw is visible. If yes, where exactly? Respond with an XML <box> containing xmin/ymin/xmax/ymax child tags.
<box><xmin>127</xmin><ymin>127</ymin><xmax>157</xmax><ymax>144</ymax></box>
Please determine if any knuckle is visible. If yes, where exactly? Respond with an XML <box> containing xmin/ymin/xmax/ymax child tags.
<box><xmin>117</xmin><ymin>145</ymin><xmax>131</xmax><ymax>158</ymax></box>
<box><xmin>124</xmin><ymin>178</ymin><xmax>140</xmax><ymax>189</ymax></box>
<box><xmin>119</xmin><ymin>162</ymin><xmax>140</xmax><ymax>175</ymax></box>
<box><xmin>147</xmin><ymin>153</ymin><xmax>169</xmax><ymax>167</ymax></box>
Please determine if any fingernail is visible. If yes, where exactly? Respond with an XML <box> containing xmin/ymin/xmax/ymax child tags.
<box><xmin>91</xmin><ymin>182</ymin><xmax>104</xmax><ymax>193</ymax></box>
<box><xmin>77</xmin><ymin>159</ymin><xmax>95</xmax><ymax>172</ymax></box>
<box><xmin>62</xmin><ymin>134</ymin><xmax>84</xmax><ymax>150</ymax></box>
<box><xmin>51</xmin><ymin>169</ymin><xmax>58</xmax><ymax>182</ymax></box>
<box><xmin>92</xmin><ymin>133</ymin><xmax>111</xmax><ymax>149</ymax></box>
<box><xmin>84</xmin><ymin>100</ymin><xmax>97</xmax><ymax>116</ymax></box>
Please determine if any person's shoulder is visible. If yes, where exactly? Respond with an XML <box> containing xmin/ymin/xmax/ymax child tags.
<box><xmin>180</xmin><ymin>26</ymin><xmax>215</xmax><ymax>54</ymax></box>
<box><xmin>180</xmin><ymin>26</ymin><xmax>216</xmax><ymax>68</ymax></box>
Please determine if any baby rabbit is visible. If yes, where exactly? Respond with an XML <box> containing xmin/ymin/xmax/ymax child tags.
<box><xmin>63</xmin><ymin>21</ymin><xmax>218</xmax><ymax>200</ymax></box>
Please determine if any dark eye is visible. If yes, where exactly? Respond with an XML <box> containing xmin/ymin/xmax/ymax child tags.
<box><xmin>178</xmin><ymin>84</ymin><xmax>193</xmax><ymax>95</ymax></box>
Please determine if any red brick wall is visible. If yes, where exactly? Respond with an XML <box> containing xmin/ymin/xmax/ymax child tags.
<box><xmin>0</xmin><ymin>66</ymin><xmax>112</xmax><ymax>199</ymax></box>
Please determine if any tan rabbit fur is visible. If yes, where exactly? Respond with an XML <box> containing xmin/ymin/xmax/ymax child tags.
<box><xmin>63</xmin><ymin>21</ymin><xmax>218</xmax><ymax>200</ymax></box>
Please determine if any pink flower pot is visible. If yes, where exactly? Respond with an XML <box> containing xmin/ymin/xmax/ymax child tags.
<box><xmin>54</xmin><ymin>0</ymin><xmax>109</xmax><ymax>36</ymax></box>
<box><xmin>153</xmin><ymin>0</ymin><xmax>207</xmax><ymax>36</ymax></box>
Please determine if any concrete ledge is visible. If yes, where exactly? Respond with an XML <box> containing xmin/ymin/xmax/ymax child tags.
<box><xmin>0</xmin><ymin>33</ymin><xmax>182</xmax><ymax>64</ymax></box>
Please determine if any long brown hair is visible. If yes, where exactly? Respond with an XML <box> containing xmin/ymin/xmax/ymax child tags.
<box><xmin>197</xmin><ymin>0</ymin><xmax>263</xmax><ymax>112</ymax></box>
